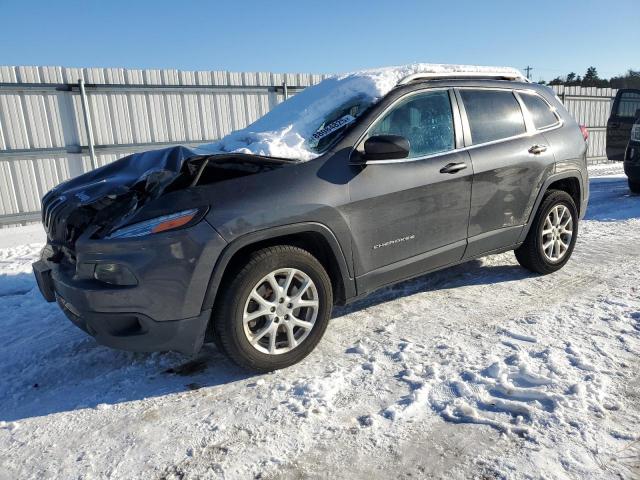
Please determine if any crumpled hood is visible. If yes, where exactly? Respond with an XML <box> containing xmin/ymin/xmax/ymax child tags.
<box><xmin>42</xmin><ymin>145</ymin><xmax>291</xmax><ymax>248</ymax></box>
<box><xmin>51</xmin><ymin>146</ymin><xmax>199</xmax><ymax>206</ymax></box>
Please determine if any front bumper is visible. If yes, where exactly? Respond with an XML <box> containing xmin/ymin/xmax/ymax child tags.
<box><xmin>33</xmin><ymin>220</ymin><xmax>227</xmax><ymax>355</ymax></box>
<box><xmin>57</xmin><ymin>291</ymin><xmax>212</xmax><ymax>355</ymax></box>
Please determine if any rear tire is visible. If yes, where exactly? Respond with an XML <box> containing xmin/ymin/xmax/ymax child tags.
<box><xmin>629</xmin><ymin>179</ymin><xmax>640</xmax><ymax>194</ymax></box>
<box><xmin>212</xmin><ymin>245</ymin><xmax>333</xmax><ymax>372</ymax></box>
<box><xmin>515</xmin><ymin>190</ymin><xmax>578</xmax><ymax>274</ymax></box>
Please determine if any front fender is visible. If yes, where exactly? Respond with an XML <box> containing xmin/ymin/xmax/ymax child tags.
<box><xmin>200</xmin><ymin>222</ymin><xmax>356</xmax><ymax>312</ymax></box>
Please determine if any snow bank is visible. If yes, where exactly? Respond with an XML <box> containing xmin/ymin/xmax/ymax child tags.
<box><xmin>197</xmin><ymin>64</ymin><xmax>524</xmax><ymax>161</ymax></box>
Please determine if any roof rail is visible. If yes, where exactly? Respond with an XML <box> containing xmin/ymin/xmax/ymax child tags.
<box><xmin>397</xmin><ymin>71</ymin><xmax>529</xmax><ymax>86</ymax></box>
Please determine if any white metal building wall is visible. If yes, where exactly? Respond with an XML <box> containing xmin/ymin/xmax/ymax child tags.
<box><xmin>0</xmin><ymin>66</ymin><xmax>616</xmax><ymax>225</ymax></box>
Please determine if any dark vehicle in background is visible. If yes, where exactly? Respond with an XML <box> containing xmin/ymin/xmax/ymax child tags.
<box><xmin>624</xmin><ymin>115</ymin><xmax>640</xmax><ymax>193</ymax></box>
<box><xmin>607</xmin><ymin>89</ymin><xmax>640</xmax><ymax>160</ymax></box>
<box><xmin>33</xmin><ymin>67</ymin><xmax>590</xmax><ymax>372</ymax></box>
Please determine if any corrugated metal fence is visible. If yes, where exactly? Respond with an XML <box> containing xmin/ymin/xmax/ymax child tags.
<box><xmin>550</xmin><ymin>84</ymin><xmax>615</xmax><ymax>164</ymax></box>
<box><xmin>0</xmin><ymin>65</ymin><xmax>327</xmax><ymax>225</ymax></box>
<box><xmin>0</xmin><ymin>66</ymin><xmax>615</xmax><ymax>225</ymax></box>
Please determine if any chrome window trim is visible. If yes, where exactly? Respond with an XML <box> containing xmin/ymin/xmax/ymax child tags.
<box><xmin>514</xmin><ymin>91</ymin><xmax>536</xmax><ymax>132</ymax></box>
<box><xmin>354</xmin><ymin>146</ymin><xmax>468</xmax><ymax>165</ymax></box>
<box><xmin>349</xmin><ymin>85</ymin><xmax>564</xmax><ymax>166</ymax></box>
<box><xmin>459</xmin><ymin>121</ymin><xmax>563</xmax><ymax>153</ymax></box>
<box><xmin>349</xmin><ymin>87</ymin><xmax>461</xmax><ymax>164</ymax></box>
<box><xmin>455</xmin><ymin>86</ymin><xmax>529</xmax><ymax>144</ymax></box>
<box><xmin>455</xmin><ymin>86</ymin><xmax>564</xmax><ymax>149</ymax></box>
<box><xmin>515</xmin><ymin>89</ymin><xmax>563</xmax><ymax>132</ymax></box>
<box><xmin>352</xmin><ymin>132</ymin><xmax>553</xmax><ymax>166</ymax></box>
<box><xmin>461</xmin><ymin>130</ymin><xmax>536</xmax><ymax>152</ymax></box>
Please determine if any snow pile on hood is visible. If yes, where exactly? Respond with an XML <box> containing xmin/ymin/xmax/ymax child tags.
<box><xmin>197</xmin><ymin>63</ymin><xmax>524</xmax><ymax>161</ymax></box>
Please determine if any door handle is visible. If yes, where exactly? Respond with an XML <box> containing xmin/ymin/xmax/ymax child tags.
<box><xmin>528</xmin><ymin>145</ymin><xmax>548</xmax><ymax>155</ymax></box>
<box><xmin>440</xmin><ymin>162</ymin><xmax>467</xmax><ymax>174</ymax></box>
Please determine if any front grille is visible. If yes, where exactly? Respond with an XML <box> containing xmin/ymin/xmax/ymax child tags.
<box><xmin>43</xmin><ymin>185</ymin><xmax>131</xmax><ymax>249</ymax></box>
<box><xmin>41</xmin><ymin>190</ymin><xmax>53</xmax><ymax>228</ymax></box>
<box><xmin>41</xmin><ymin>193</ymin><xmax>79</xmax><ymax>266</ymax></box>
<box><xmin>41</xmin><ymin>193</ymin><xmax>71</xmax><ymax>242</ymax></box>
<box><xmin>42</xmin><ymin>192</ymin><xmax>62</xmax><ymax>234</ymax></box>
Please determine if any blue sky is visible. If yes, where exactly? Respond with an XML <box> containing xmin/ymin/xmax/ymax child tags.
<box><xmin>0</xmin><ymin>0</ymin><xmax>638</xmax><ymax>81</ymax></box>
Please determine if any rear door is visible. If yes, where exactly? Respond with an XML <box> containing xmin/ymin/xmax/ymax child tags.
<box><xmin>607</xmin><ymin>89</ymin><xmax>640</xmax><ymax>160</ymax></box>
<box><xmin>456</xmin><ymin>88</ymin><xmax>556</xmax><ymax>258</ymax></box>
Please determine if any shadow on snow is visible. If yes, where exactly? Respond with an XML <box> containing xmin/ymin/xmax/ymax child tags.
<box><xmin>585</xmin><ymin>176</ymin><xmax>640</xmax><ymax>221</ymax></box>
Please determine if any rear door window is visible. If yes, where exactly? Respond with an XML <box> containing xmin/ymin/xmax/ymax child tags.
<box><xmin>615</xmin><ymin>91</ymin><xmax>640</xmax><ymax>118</ymax></box>
<box><xmin>459</xmin><ymin>89</ymin><xmax>526</xmax><ymax>144</ymax></box>
<box><xmin>519</xmin><ymin>92</ymin><xmax>559</xmax><ymax>130</ymax></box>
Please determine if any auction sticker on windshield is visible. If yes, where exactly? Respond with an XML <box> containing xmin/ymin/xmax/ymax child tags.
<box><xmin>311</xmin><ymin>115</ymin><xmax>356</xmax><ymax>141</ymax></box>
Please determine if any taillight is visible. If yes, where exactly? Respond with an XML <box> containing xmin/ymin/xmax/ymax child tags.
<box><xmin>579</xmin><ymin>125</ymin><xmax>589</xmax><ymax>141</ymax></box>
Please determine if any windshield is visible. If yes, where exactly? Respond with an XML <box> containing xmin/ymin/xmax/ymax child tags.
<box><xmin>197</xmin><ymin>76</ymin><xmax>377</xmax><ymax>161</ymax></box>
<box><xmin>306</xmin><ymin>95</ymin><xmax>373</xmax><ymax>153</ymax></box>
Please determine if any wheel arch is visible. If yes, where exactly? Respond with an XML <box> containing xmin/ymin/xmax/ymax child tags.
<box><xmin>201</xmin><ymin>223</ymin><xmax>356</xmax><ymax>314</ymax></box>
<box><xmin>518</xmin><ymin>170</ymin><xmax>584</xmax><ymax>243</ymax></box>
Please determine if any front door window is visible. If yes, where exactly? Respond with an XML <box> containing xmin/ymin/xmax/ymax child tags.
<box><xmin>367</xmin><ymin>90</ymin><xmax>455</xmax><ymax>158</ymax></box>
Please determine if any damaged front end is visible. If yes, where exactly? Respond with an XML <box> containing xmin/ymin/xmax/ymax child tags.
<box><xmin>33</xmin><ymin>145</ymin><xmax>294</xmax><ymax>355</ymax></box>
<box><xmin>41</xmin><ymin>145</ymin><xmax>292</xmax><ymax>261</ymax></box>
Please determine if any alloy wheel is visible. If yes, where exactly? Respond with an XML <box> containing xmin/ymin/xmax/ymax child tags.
<box><xmin>541</xmin><ymin>204</ymin><xmax>573</xmax><ymax>262</ymax></box>
<box><xmin>242</xmin><ymin>268</ymin><xmax>319</xmax><ymax>355</ymax></box>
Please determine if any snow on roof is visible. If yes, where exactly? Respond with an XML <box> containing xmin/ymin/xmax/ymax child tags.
<box><xmin>196</xmin><ymin>64</ymin><xmax>525</xmax><ymax>161</ymax></box>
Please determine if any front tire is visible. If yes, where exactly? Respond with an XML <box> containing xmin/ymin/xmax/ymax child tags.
<box><xmin>629</xmin><ymin>179</ymin><xmax>640</xmax><ymax>194</ymax></box>
<box><xmin>212</xmin><ymin>245</ymin><xmax>333</xmax><ymax>372</ymax></box>
<box><xmin>515</xmin><ymin>190</ymin><xmax>578</xmax><ymax>274</ymax></box>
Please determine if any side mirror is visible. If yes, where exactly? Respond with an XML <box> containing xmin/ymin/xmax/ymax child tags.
<box><xmin>361</xmin><ymin>135</ymin><xmax>410</xmax><ymax>162</ymax></box>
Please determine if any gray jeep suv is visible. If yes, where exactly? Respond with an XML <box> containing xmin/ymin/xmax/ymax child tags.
<box><xmin>33</xmin><ymin>67</ymin><xmax>589</xmax><ymax>371</ymax></box>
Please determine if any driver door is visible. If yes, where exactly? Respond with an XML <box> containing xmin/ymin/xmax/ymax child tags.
<box><xmin>344</xmin><ymin>89</ymin><xmax>472</xmax><ymax>293</ymax></box>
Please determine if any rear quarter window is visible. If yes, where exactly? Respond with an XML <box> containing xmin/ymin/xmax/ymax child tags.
<box><xmin>459</xmin><ymin>89</ymin><xmax>526</xmax><ymax>144</ymax></box>
<box><xmin>519</xmin><ymin>92</ymin><xmax>560</xmax><ymax>130</ymax></box>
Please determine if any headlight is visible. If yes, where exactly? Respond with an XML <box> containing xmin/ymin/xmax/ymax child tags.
<box><xmin>106</xmin><ymin>209</ymin><xmax>199</xmax><ymax>239</ymax></box>
<box><xmin>631</xmin><ymin>123</ymin><xmax>640</xmax><ymax>142</ymax></box>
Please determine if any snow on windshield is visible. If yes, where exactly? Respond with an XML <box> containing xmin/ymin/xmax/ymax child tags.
<box><xmin>196</xmin><ymin>64</ymin><xmax>524</xmax><ymax>161</ymax></box>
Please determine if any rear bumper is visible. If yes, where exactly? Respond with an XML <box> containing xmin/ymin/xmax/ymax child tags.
<box><xmin>33</xmin><ymin>220</ymin><xmax>227</xmax><ymax>355</ymax></box>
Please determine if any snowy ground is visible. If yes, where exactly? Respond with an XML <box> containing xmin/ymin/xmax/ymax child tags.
<box><xmin>1</xmin><ymin>163</ymin><xmax>638</xmax><ymax>480</ymax></box>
